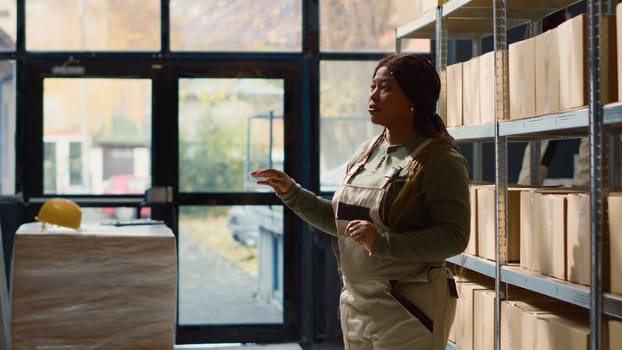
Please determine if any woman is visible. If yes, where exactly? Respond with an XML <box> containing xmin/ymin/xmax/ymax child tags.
<box><xmin>251</xmin><ymin>53</ymin><xmax>470</xmax><ymax>350</ymax></box>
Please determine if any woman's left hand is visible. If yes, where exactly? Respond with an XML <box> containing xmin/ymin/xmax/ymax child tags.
<box><xmin>344</xmin><ymin>220</ymin><xmax>377</xmax><ymax>254</ymax></box>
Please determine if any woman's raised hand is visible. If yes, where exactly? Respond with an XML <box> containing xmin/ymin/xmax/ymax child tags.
<box><xmin>250</xmin><ymin>169</ymin><xmax>294</xmax><ymax>194</ymax></box>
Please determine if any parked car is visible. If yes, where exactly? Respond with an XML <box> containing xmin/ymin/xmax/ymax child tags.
<box><xmin>226</xmin><ymin>206</ymin><xmax>282</xmax><ymax>247</ymax></box>
<box><xmin>100</xmin><ymin>174</ymin><xmax>151</xmax><ymax>219</ymax></box>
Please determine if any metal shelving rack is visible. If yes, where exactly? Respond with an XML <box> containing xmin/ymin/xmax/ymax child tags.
<box><xmin>396</xmin><ymin>0</ymin><xmax>619</xmax><ymax>349</ymax></box>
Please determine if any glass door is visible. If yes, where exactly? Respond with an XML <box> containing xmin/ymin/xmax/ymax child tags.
<box><xmin>177</xmin><ymin>77</ymin><xmax>285</xmax><ymax>326</ymax></box>
<box><xmin>171</xmin><ymin>62</ymin><xmax>304</xmax><ymax>343</ymax></box>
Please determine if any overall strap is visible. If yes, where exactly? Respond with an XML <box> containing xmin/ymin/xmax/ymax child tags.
<box><xmin>343</xmin><ymin>130</ymin><xmax>386</xmax><ymax>184</ymax></box>
<box><xmin>377</xmin><ymin>138</ymin><xmax>434</xmax><ymax>189</ymax></box>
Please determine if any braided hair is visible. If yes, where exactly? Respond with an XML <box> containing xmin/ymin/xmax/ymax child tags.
<box><xmin>373</xmin><ymin>53</ymin><xmax>455</xmax><ymax>148</ymax></box>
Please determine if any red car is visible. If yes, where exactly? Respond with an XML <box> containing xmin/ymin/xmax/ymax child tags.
<box><xmin>101</xmin><ymin>174</ymin><xmax>151</xmax><ymax>219</ymax></box>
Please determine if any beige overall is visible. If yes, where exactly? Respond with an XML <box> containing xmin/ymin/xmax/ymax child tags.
<box><xmin>331</xmin><ymin>137</ymin><xmax>457</xmax><ymax>350</ymax></box>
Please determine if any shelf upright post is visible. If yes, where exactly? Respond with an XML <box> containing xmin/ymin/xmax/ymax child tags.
<box><xmin>527</xmin><ymin>20</ymin><xmax>542</xmax><ymax>186</ymax></box>
<box><xmin>587</xmin><ymin>0</ymin><xmax>606</xmax><ymax>349</ymax></box>
<box><xmin>493</xmin><ymin>1</ymin><xmax>509</xmax><ymax>350</ymax></box>
<box><xmin>395</xmin><ymin>28</ymin><xmax>402</xmax><ymax>53</ymax></box>
<box><xmin>471</xmin><ymin>37</ymin><xmax>484</xmax><ymax>181</ymax></box>
<box><xmin>436</xmin><ymin>5</ymin><xmax>447</xmax><ymax>121</ymax></box>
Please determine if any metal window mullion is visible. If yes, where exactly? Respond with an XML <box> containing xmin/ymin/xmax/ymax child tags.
<box><xmin>493</xmin><ymin>2</ymin><xmax>508</xmax><ymax>350</ymax></box>
<box><xmin>587</xmin><ymin>0</ymin><xmax>605</xmax><ymax>349</ymax></box>
<box><xmin>161</xmin><ymin>0</ymin><xmax>170</xmax><ymax>54</ymax></box>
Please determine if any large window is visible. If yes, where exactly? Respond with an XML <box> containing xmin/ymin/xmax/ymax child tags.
<box><xmin>43</xmin><ymin>78</ymin><xmax>151</xmax><ymax>194</ymax></box>
<box><xmin>170</xmin><ymin>0</ymin><xmax>302</xmax><ymax>52</ymax></box>
<box><xmin>26</xmin><ymin>0</ymin><xmax>160</xmax><ymax>51</ymax></box>
<box><xmin>320</xmin><ymin>0</ymin><xmax>429</xmax><ymax>52</ymax></box>
<box><xmin>179</xmin><ymin>78</ymin><xmax>284</xmax><ymax>192</ymax></box>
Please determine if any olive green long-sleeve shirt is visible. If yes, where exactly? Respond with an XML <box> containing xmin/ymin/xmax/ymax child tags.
<box><xmin>278</xmin><ymin>135</ymin><xmax>470</xmax><ymax>264</ymax></box>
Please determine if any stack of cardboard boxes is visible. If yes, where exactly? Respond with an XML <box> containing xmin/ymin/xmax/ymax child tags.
<box><xmin>10</xmin><ymin>222</ymin><xmax>177</xmax><ymax>350</ymax></box>
<box><xmin>445</xmin><ymin>12</ymin><xmax>618</xmax><ymax>125</ymax></box>
<box><xmin>467</xmin><ymin>185</ymin><xmax>600</xmax><ymax>286</ymax></box>
<box><xmin>448</xmin><ymin>274</ymin><xmax>592</xmax><ymax>350</ymax></box>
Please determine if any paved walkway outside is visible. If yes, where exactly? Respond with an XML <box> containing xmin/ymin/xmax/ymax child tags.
<box><xmin>177</xmin><ymin>229</ymin><xmax>282</xmax><ymax>325</ymax></box>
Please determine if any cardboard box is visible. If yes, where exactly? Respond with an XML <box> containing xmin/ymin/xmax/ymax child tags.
<box><xmin>566</xmin><ymin>192</ymin><xmax>590</xmax><ymax>286</ymax></box>
<box><xmin>474</xmin><ymin>289</ymin><xmax>496</xmax><ymax>350</ymax></box>
<box><xmin>537</xmin><ymin>313</ymin><xmax>589</xmax><ymax>350</ymax></box>
<box><xmin>463</xmin><ymin>56</ymin><xmax>481</xmax><ymax>125</ymax></box>
<box><xmin>558</xmin><ymin>14</ymin><xmax>587</xmax><ymax>110</ymax></box>
<box><xmin>447</xmin><ymin>62</ymin><xmax>463</xmax><ymax>127</ymax></box>
<box><xmin>467</xmin><ymin>184</ymin><xmax>478</xmax><ymax>255</ymax></box>
<box><xmin>480</xmin><ymin>51</ymin><xmax>496</xmax><ymax>124</ymax></box>
<box><xmin>610</xmin><ymin>319</ymin><xmax>622</xmax><ymax>350</ymax></box>
<box><xmin>558</xmin><ymin>14</ymin><xmax>617</xmax><ymax>109</ymax></box>
<box><xmin>535</xmin><ymin>28</ymin><xmax>560</xmax><ymax>115</ymax></box>
<box><xmin>11</xmin><ymin>222</ymin><xmax>177</xmax><ymax>350</ymax></box>
<box><xmin>477</xmin><ymin>185</ymin><xmax>495</xmax><ymax>260</ymax></box>
<box><xmin>454</xmin><ymin>282</ymin><xmax>493</xmax><ymax>350</ymax></box>
<box><xmin>501</xmin><ymin>300</ymin><xmax>539</xmax><ymax>350</ymax></box>
<box><xmin>477</xmin><ymin>186</ymin><xmax>520</xmax><ymax>262</ymax></box>
<box><xmin>600</xmin><ymin>15</ymin><xmax>617</xmax><ymax>104</ymax></box>
<box><xmin>501</xmin><ymin>299</ymin><xmax>568</xmax><ymax>350</ymax></box>
<box><xmin>521</xmin><ymin>308</ymin><xmax>586</xmax><ymax>350</ymax></box>
<box><xmin>520</xmin><ymin>189</ymin><xmax>536</xmax><ymax>271</ymax></box>
<box><xmin>608</xmin><ymin>193</ymin><xmax>622</xmax><ymax>295</ymax></box>
<box><xmin>501</xmin><ymin>300</ymin><xmax>526</xmax><ymax>350</ymax></box>
<box><xmin>509</xmin><ymin>36</ymin><xmax>536</xmax><ymax>119</ymax></box>
<box><xmin>448</xmin><ymin>275</ymin><xmax>493</xmax><ymax>344</ymax></box>
<box><xmin>467</xmin><ymin>183</ymin><xmax>493</xmax><ymax>256</ymax></box>
<box><xmin>533</xmin><ymin>191</ymin><xmax>568</xmax><ymax>280</ymax></box>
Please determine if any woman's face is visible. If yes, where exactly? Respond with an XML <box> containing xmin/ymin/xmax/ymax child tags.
<box><xmin>368</xmin><ymin>66</ymin><xmax>413</xmax><ymax>129</ymax></box>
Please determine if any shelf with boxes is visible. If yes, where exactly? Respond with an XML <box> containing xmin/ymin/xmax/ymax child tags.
<box><xmin>443</xmin><ymin>10</ymin><xmax>616</xmax><ymax>132</ymax></box>
<box><xmin>446</xmin><ymin>251</ymin><xmax>620</xmax><ymax>317</ymax></box>
<box><xmin>447</xmin><ymin>260</ymin><xmax>622</xmax><ymax>317</ymax></box>
<box><xmin>397</xmin><ymin>0</ymin><xmax>622</xmax><ymax>349</ymax></box>
<box><xmin>452</xmin><ymin>102</ymin><xmax>622</xmax><ymax>139</ymax></box>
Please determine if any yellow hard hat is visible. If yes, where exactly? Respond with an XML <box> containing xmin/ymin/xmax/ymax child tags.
<box><xmin>35</xmin><ymin>198</ymin><xmax>82</xmax><ymax>230</ymax></box>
